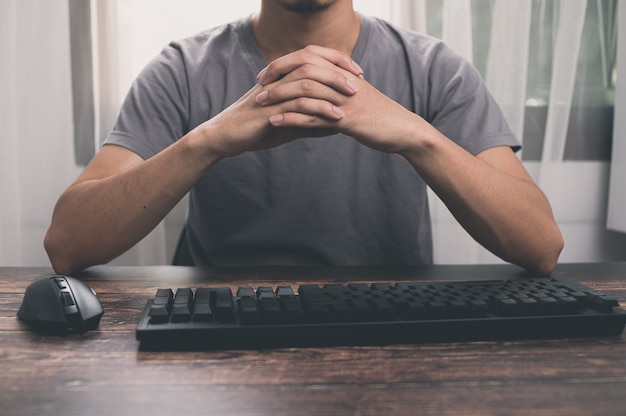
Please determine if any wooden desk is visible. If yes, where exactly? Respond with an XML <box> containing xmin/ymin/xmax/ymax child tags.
<box><xmin>1</xmin><ymin>263</ymin><xmax>625</xmax><ymax>415</ymax></box>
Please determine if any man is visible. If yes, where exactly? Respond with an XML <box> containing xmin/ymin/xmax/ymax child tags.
<box><xmin>44</xmin><ymin>0</ymin><xmax>563</xmax><ymax>275</ymax></box>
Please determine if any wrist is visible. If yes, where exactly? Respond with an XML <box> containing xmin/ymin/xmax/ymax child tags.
<box><xmin>395</xmin><ymin>116</ymin><xmax>441</xmax><ymax>159</ymax></box>
<box><xmin>181</xmin><ymin>124</ymin><xmax>225</xmax><ymax>170</ymax></box>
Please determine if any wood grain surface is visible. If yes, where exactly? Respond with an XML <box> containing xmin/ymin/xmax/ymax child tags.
<box><xmin>1</xmin><ymin>263</ymin><xmax>625</xmax><ymax>416</ymax></box>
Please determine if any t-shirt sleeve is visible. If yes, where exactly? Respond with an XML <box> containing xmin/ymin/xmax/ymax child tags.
<box><xmin>423</xmin><ymin>41</ymin><xmax>521</xmax><ymax>155</ymax></box>
<box><xmin>104</xmin><ymin>44</ymin><xmax>190</xmax><ymax>160</ymax></box>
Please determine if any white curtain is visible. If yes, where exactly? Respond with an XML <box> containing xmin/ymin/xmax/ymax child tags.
<box><xmin>608</xmin><ymin>1</ymin><xmax>626</xmax><ymax>233</ymax></box>
<box><xmin>92</xmin><ymin>0</ymin><xmax>263</xmax><ymax>266</ymax></box>
<box><xmin>2</xmin><ymin>0</ymin><xmax>624</xmax><ymax>268</ymax></box>
<box><xmin>0</xmin><ymin>0</ymin><xmax>21</xmax><ymax>266</ymax></box>
<box><xmin>390</xmin><ymin>0</ymin><xmax>625</xmax><ymax>264</ymax></box>
<box><xmin>1</xmin><ymin>0</ymin><xmax>82</xmax><ymax>267</ymax></box>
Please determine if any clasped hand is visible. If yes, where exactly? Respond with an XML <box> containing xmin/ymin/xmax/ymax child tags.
<box><xmin>206</xmin><ymin>45</ymin><xmax>422</xmax><ymax>159</ymax></box>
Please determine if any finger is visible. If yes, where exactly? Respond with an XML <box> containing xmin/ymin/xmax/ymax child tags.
<box><xmin>303</xmin><ymin>45</ymin><xmax>363</xmax><ymax>75</ymax></box>
<box><xmin>269</xmin><ymin>111</ymin><xmax>344</xmax><ymax>128</ymax></box>
<box><xmin>255</xmin><ymin>76</ymin><xmax>354</xmax><ymax>107</ymax></box>
<box><xmin>258</xmin><ymin>45</ymin><xmax>363</xmax><ymax>85</ymax></box>
<box><xmin>268</xmin><ymin>97</ymin><xmax>346</xmax><ymax>124</ymax></box>
<box><xmin>280</xmin><ymin>63</ymin><xmax>361</xmax><ymax>96</ymax></box>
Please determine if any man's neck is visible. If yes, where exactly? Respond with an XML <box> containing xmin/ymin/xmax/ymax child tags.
<box><xmin>252</xmin><ymin>0</ymin><xmax>361</xmax><ymax>63</ymax></box>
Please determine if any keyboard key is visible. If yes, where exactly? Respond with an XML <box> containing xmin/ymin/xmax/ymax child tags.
<box><xmin>468</xmin><ymin>299</ymin><xmax>489</xmax><ymax>316</ymax></box>
<box><xmin>538</xmin><ymin>296</ymin><xmax>560</xmax><ymax>313</ymax></box>
<box><xmin>193</xmin><ymin>288</ymin><xmax>213</xmax><ymax>322</ymax></box>
<box><xmin>238</xmin><ymin>297</ymin><xmax>259</xmax><ymax>324</ymax></box>
<box><xmin>306</xmin><ymin>302</ymin><xmax>330</xmax><ymax>323</ymax></box>
<box><xmin>517</xmin><ymin>297</ymin><xmax>541</xmax><ymax>314</ymax></box>
<box><xmin>447</xmin><ymin>300</ymin><xmax>470</xmax><ymax>317</ymax></box>
<box><xmin>214</xmin><ymin>288</ymin><xmax>234</xmax><ymax>322</ymax></box>
<box><xmin>555</xmin><ymin>295</ymin><xmax>579</xmax><ymax>312</ymax></box>
<box><xmin>256</xmin><ymin>286</ymin><xmax>275</xmax><ymax>299</ymax></box>
<box><xmin>494</xmin><ymin>298</ymin><xmax>521</xmax><ymax>316</ymax></box>
<box><xmin>591</xmin><ymin>294</ymin><xmax>620</xmax><ymax>312</ymax></box>
<box><xmin>171</xmin><ymin>288</ymin><xmax>193</xmax><ymax>322</ymax></box>
<box><xmin>259</xmin><ymin>297</ymin><xmax>282</xmax><ymax>323</ymax></box>
<box><xmin>149</xmin><ymin>288</ymin><xmax>173</xmax><ymax>321</ymax></box>
<box><xmin>426</xmin><ymin>300</ymin><xmax>447</xmax><ymax>318</ymax></box>
<box><xmin>402</xmin><ymin>301</ymin><xmax>427</xmax><ymax>319</ymax></box>
<box><xmin>237</xmin><ymin>287</ymin><xmax>255</xmax><ymax>298</ymax></box>
<box><xmin>276</xmin><ymin>286</ymin><xmax>295</xmax><ymax>297</ymax></box>
<box><xmin>369</xmin><ymin>299</ymin><xmax>395</xmax><ymax>320</ymax></box>
<box><xmin>298</xmin><ymin>284</ymin><xmax>321</xmax><ymax>294</ymax></box>
<box><xmin>280</xmin><ymin>296</ymin><xmax>304</xmax><ymax>323</ymax></box>
<box><xmin>328</xmin><ymin>301</ymin><xmax>352</xmax><ymax>321</ymax></box>
<box><xmin>349</xmin><ymin>300</ymin><xmax>374</xmax><ymax>321</ymax></box>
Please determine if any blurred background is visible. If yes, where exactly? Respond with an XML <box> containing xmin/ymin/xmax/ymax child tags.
<box><xmin>1</xmin><ymin>0</ymin><xmax>625</xmax><ymax>268</ymax></box>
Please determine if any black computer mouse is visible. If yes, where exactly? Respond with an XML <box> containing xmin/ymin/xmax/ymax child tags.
<box><xmin>17</xmin><ymin>275</ymin><xmax>104</xmax><ymax>335</ymax></box>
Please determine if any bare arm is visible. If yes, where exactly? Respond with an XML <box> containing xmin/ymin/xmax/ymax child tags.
<box><xmin>403</xmin><ymin>134</ymin><xmax>563</xmax><ymax>276</ymax></box>
<box><xmin>257</xmin><ymin>47</ymin><xmax>564</xmax><ymax>275</ymax></box>
<box><xmin>44</xmin><ymin>133</ymin><xmax>218</xmax><ymax>275</ymax></box>
<box><xmin>45</xmin><ymin>46</ymin><xmax>362</xmax><ymax>275</ymax></box>
<box><xmin>47</xmin><ymin>44</ymin><xmax>562</xmax><ymax>275</ymax></box>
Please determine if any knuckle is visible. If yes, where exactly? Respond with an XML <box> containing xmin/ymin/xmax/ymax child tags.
<box><xmin>299</xmin><ymin>64</ymin><xmax>318</xmax><ymax>80</ymax></box>
<box><xmin>333</xmin><ymin>72</ymin><xmax>346</xmax><ymax>87</ymax></box>
<box><xmin>300</xmin><ymin>114</ymin><xmax>319</xmax><ymax>125</ymax></box>
<box><xmin>294</xmin><ymin>97</ymin><xmax>309</xmax><ymax>110</ymax></box>
<box><xmin>299</xmin><ymin>63</ymin><xmax>314</xmax><ymax>75</ymax></box>
<box><xmin>262</xmin><ymin>64</ymin><xmax>276</xmax><ymax>81</ymax></box>
<box><xmin>300</xmin><ymin>48</ymin><xmax>319</xmax><ymax>65</ymax></box>
<box><xmin>339</xmin><ymin>54</ymin><xmax>353</xmax><ymax>67</ymax></box>
<box><xmin>297</xmin><ymin>48</ymin><xmax>311</xmax><ymax>61</ymax></box>
<box><xmin>299</xmin><ymin>79</ymin><xmax>316</xmax><ymax>94</ymax></box>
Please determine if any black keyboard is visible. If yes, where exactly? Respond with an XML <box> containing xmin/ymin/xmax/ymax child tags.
<box><xmin>136</xmin><ymin>277</ymin><xmax>626</xmax><ymax>349</ymax></box>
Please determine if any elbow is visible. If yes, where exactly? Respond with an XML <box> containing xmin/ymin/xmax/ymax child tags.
<box><xmin>524</xmin><ymin>230</ymin><xmax>565</xmax><ymax>276</ymax></box>
<box><xmin>44</xmin><ymin>227</ymin><xmax>86</xmax><ymax>276</ymax></box>
<box><xmin>529</xmin><ymin>252</ymin><xmax>560</xmax><ymax>277</ymax></box>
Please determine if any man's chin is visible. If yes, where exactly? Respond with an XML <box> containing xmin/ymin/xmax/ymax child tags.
<box><xmin>276</xmin><ymin>0</ymin><xmax>337</xmax><ymax>13</ymax></box>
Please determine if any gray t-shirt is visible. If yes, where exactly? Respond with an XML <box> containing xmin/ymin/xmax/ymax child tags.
<box><xmin>105</xmin><ymin>15</ymin><xmax>520</xmax><ymax>266</ymax></box>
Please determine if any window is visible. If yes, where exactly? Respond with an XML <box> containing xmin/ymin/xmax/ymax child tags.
<box><xmin>431</xmin><ymin>0</ymin><xmax>618</xmax><ymax>161</ymax></box>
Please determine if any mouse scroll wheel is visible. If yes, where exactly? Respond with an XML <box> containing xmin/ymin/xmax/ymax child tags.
<box><xmin>61</xmin><ymin>291</ymin><xmax>75</xmax><ymax>306</ymax></box>
<box><xmin>53</xmin><ymin>277</ymin><xmax>67</xmax><ymax>289</ymax></box>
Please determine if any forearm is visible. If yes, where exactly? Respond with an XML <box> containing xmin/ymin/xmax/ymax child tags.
<box><xmin>400</xmin><ymin>122</ymin><xmax>563</xmax><ymax>275</ymax></box>
<box><xmin>44</xmin><ymin>129</ymin><xmax>219</xmax><ymax>275</ymax></box>
<box><xmin>44</xmin><ymin>68</ymin><xmax>339</xmax><ymax>275</ymax></box>
<box><xmin>251</xmin><ymin>48</ymin><xmax>563</xmax><ymax>273</ymax></box>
